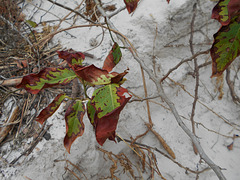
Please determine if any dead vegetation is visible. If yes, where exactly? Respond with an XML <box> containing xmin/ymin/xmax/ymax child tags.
<box><xmin>0</xmin><ymin>0</ymin><xmax>240</xmax><ymax>180</ymax></box>
<box><xmin>0</xmin><ymin>0</ymin><xmax>64</xmax><ymax>168</ymax></box>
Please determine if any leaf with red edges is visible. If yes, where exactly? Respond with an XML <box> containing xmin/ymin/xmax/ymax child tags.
<box><xmin>111</xmin><ymin>70</ymin><xmax>128</xmax><ymax>84</ymax></box>
<box><xmin>87</xmin><ymin>84</ymin><xmax>132</xmax><ymax>145</ymax></box>
<box><xmin>102</xmin><ymin>42</ymin><xmax>122</xmax><ymax>72</ymax></box>
<box><xmin>124</xmin><ymin>0</ymin><xmax>139</xmax><ymax>14</ymax></box>
<box><xmin>211</xmin><ymin>12</ymin><xmax>240</xmax><ymax>77</ymax></box>
<box><xmin>57</xmin><ymin>50</ymin><xmax>85</xmax><ymax>68</ymax></box>
<box><xmin>212</xmin><ymin>0</ymin><xmax>240</xmax><ymax>26</ymax></box>
<box><xmin>64</xmin><ymin>100</ymin><xmax>85</xmax><ymax>153</ymax></box>
<box><xmin>36</xmin><ymin>93</ymin><xmax>66</xmax><ymax>124</ymax></box>
<box><xmin>74</xmin><ymin>65</ymin><xmax>127</xmax><ymax>86</ymax></box>
<box><xmin>16</xmin><ymin>67</ymin><xmax>77</xmax><ymax>94</ymax></box>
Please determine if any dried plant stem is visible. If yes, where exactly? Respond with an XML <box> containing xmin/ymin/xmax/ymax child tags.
<box><xmin>160</xmin><ymin>49</ymin><xmax>209</xmax><ymax>82</ymax></box>
<box><xmin>130</xmin><ymin>91</ymin><xmax>237</xmax><ymax>138</ymax></box>
<box><xmin>0</xmin><ymin>15</ymin><xmax>39</xmax><ymax>62</ymax></box>
<box><xmin>0</xmin><ymin>15</ymin><xmax>32</xmax><ymax>47</ymax></box>
<box><xmin>10</xmin><ymin>124</ymin><xmax>52</xmax><ymax>165</ymax></box>
<box><xmin>94</xmin><ymin>1</ymin><xmax>226</xmax><ymax>179</ymax></box>
<box><xmin>47</xmin><ymin>0</ymin><xmax>96</xmax><ymax>24</ymax></box>
<box><xmin>146</xmin><ymin>123</ymin><xmax>176</xmax><ymax>159</ymax></box>
<box><xmin>189</xmin><ymin>2</ymin><xmax>198</xmax><ymax>155</ymax></box>
<box><xmin>226</xmin><ymin>67</ymin><xmax>240</xmax><ymax>104</ymax></box>
<box><xmin>0</xmin><ymin>106</ymin><xmax>19</xmax><ymax>143</ymax></box>
<box><xmin>168</xmin><ymin>77</ymin><xmax>240</xmax><ymax>130</ymax></box>
<box><xmin>117</xmin><ymin>136</ymin><xmax>210</xmax><ymax>175</ymax></box>
<box><xmin>0</xmin><ymin>78</ymin><xmax>22</xmax><ymax>86</ymax></box>
<box><xmin>140</xmin><ymin>67</ymin><xmax>153</xmax><ymax>126</ymax></box>
<box><xmin>117</xmin><ymin>134</ymin><xmax>165</xmax><ymax>179</ymax></box>
<box><xmin>65</xmin><ymin>167</ymin><xmax>81</xmax><ymax>180</ymax></box>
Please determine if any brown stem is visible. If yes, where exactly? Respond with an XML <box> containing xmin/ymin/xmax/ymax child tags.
<box><xmin>189</xmin><ymin>2</ymin><xmax>198</xmax><ymax>155</ymax></box>
<box><xmin>226</xmin><ymin>67</ymin><xmax>240</xmax><ymax>104</ymax></box>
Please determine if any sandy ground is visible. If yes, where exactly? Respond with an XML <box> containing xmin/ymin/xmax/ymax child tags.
<box><xmin>1</xmin><ymin>0</ymin><xmax>240</xmax><ymax>179</ymax></box>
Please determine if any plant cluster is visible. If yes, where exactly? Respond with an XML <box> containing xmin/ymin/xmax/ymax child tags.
<box><xmin>15</xmin><ymin>1</ymin><xmax>240</xmax><ymax>179</ymax></box>
<box><xmin>17</xmin><ymin>44</ymin><xmax>131</xmax><ymax>153</ymax></box>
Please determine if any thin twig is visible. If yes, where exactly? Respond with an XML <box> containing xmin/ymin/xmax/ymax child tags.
<box><xmin>65</xmin><ymin>167</ymin><xmax>81</xmax><ymax>180</ymax></box>
<box><xmin>146</xmin><ymin>123</ymin><xmax>176</xmax><ymax>159</ymax></box>
<box><xmin>226</xmin><ymin>67</ymin><xmax>240</xmax><ymax>104</ymax></box>
<box><xmin>189</xmin><ymin>2</ymin><xmax>199</xmax><ymax>155</ymax></box>
<box><xmin>46</xmin><ymin>0</ymin><xmax>96</xmax><ymax>24</ymax></box>
<box><xmin>140</xmin><ymin>67</ymin><xmax>153</xmax><ymax>125</ymax></box>
<box><xmin>10</xmin><ymin>124</ymin><xmax>52</xmax><ymax>165</ymax></box>
<box><xmin>93</xmin><ymin>1</ymin><xmax>226</xmax><ymax>179</ymax></box>
<box><xmin>168</xmin><ymin>77</ymin><xmax>240</xmax><ymax>130</ymax></box>
<box><xmin>129</xmin><ymin>94</ymin><xmax>160</xmax><ymax>103</ymax></box>
<box><xmin>161</xmin><ymin>49</ymin><xmax>209</xmax><ymax>82</ymax></box>
<box><xmin>116</xmin><ymin>136</ymin><xmax>210</xmax><ymax>175</ymax></box>
<box><xmin>0</xmin><ymin>14</ymin><xmax>40</xmax><ymax>62</ymax></box>
<box><xmin>116</xmin><ymin>134</ymin><xmax>166</xmax><ymax>179</ymax></box>
<box><xmin>0</xmin><ymin>78</ymin><xmax>22</xmax><ymax>86</ymax></box>
<box><xmin>108</xmin><ymin>6</ymin><xmax>126</xmax><ymax>18</ymax></box>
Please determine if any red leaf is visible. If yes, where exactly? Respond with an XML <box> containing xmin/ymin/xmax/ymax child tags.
<box><xmin>110</xmin><ymin>70</ymin><xmax>128</xmax><ymax>84</ymax></box>
<box><xmin>57</xmin><ymin>50</ymin><xmax>85</xmax><ymax>68</ymax></box>
<box><xmin>212</xmin><ymin>0</ymin><xmax>240</xmax><ymax>26</ymax></box>
<box><xmin>124</xmin><ymin>0</ymin><xmax>139</xmax><ymax>14</ymax></box>
<box><xmin>167</xmin><ymin>0</ymin><xmax>170</xmax><ymax>3</ymax></box>
<box><xmin>64</xmin><ymin>100</ymin><xmax>85</xmax><ymax>153</ymax></box>
<box><xmin>36</xmin><ymin>93</ymin><xmax>66</xmax><ymax>124</ymax></box>
<box><xmin>74</xmin><ymin>64</ymin><xmax>111</xmax><ymax>85</ymax></box>
<box><xmin>96</xmin><ymin>86</ymin><xmax>131</xmax><ymax>145</ymax></box>
<box><xmin>87</xmin><ymin>84</ymin><xmax>132</xmax><ymax>145</ymax></box>
<box><xmin>74</xmin><ymin>65</ymin><xmax>127</xmax><ymax>86</ymax></box>
<box><xmin>102</xmin><ymin>42</ymin><xmax>122</xmax><ymax>72</ymax></box>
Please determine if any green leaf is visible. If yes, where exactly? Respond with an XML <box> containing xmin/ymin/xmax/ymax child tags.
<box><xmin>87</xmin><ymin>100</ymin><xmax>96</xmax><ymax>126</ymax></box>
<box><xmin>102</xmin><ymin>43</ymin><xmax>122</xmax><ymax>72</ymax></box>
<box><xmin>36</xmin><ymin>93</ymin><xmax>66</xmax><ymax>124</ymax></box>
<box><xmin>64</xmin><ymin>100</ymin><xmax>85</xmax><ymax>153</ymax></box>
<box><xmin>211</xmin><ymin>12</ymin><xmax>240</xmax><ymax>77</ymax></box>
<box><xmin>87</xmin><ymin>84</ymin><xmax>132</xmax><ymax>145</ymax></box>
<box><xmin>26</xmin><ymin>20</ymin><xmax>38</xmax><ymax>28</ymax></box>
<box><xmin>211</xmin><ymin>0</ymin><xmax>240</xmax><ymax>26</ymax></box>
<box><xmin>16</xmin><ymin>67</ymin><xmax>77</xmax><ymax>94</ymax></box>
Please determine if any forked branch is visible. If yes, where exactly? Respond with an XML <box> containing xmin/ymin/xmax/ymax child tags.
<box><xmin>93</xmin><ymin>1</ymin><xmax>226</xmax><ymax>179</ymax></box>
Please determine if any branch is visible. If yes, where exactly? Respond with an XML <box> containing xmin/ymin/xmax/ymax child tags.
<box><xmin>189</xmin><ymin>2</ymin><xmax>199</xmax><ymax>155</ymax></box>
<box><xmin>116</xmin><ymin>136</ymin><xmax>210</xmax><ymax>175</ymax></box>
<box><xmin>93</xmin><ymin>1</ymin><xmax>226</xmax><ymax>179</ymax></box>
<box><xmin>46</xmin><ymin>0</ymin><xmax>96</xmax><ymax>24</ymax></box>
<box><xmin>0</xmin><ymin>78</ymin><xmax>22</xmax><ymax>86</ymax></box>
<box><xmin>226</xmin><ymin>68</ymin><xmax>240</xmax><ymax>104</ymax></box>
<box><xmin>160</xmin><ymin>49</ymin><xmax>209</xmax><ymax>82</ymax></box>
